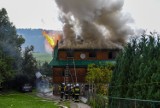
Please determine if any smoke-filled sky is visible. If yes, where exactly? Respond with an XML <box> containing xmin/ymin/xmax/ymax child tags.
<box><xmin>0</xmin><ymin>0</ymin><xmax>160</xmax><ymax>31</ymax></box>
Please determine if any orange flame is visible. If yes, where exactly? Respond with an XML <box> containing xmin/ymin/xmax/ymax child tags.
<box><xmin>42</xmin><ymin>31</ymin><xmax>55</xmax><ymax>48</ymax></box>
<box><xmin>42</xmin><ymin>30</ymin><xmax>61</xmax><ymax>48</ymax></box>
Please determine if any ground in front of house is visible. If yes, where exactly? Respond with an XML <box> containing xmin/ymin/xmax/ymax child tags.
<box><xmin>0</xmin><ymin>91</ymin><xmax>58</xmax><ymax>108</ymax></box>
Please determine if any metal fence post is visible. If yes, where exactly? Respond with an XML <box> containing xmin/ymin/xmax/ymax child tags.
<box><xmin>135</xmin><ymin>99</ymin><xmax>136</xmax><ymax>108</ymax></box>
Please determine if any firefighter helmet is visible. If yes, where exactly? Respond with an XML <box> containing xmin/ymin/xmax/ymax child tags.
<box><xmin>76</xmin><ymin>83</ymin><xmax>79</xmax><ymax>87</ymax></box>
<box><xmin>67</xmin><ymin>83</ymin><xmax>70</xmax><ymax>86</ymax></box>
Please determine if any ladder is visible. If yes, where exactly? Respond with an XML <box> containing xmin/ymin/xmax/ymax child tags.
<box><xmin>72</xmin><ymin>58</ymin><xmax>77</xmax><ymax>83</ymax></box>
<box><xmin>64</xmin><ymin>57</ymin><xmax>77</xmax><ymax>84</ymax></box>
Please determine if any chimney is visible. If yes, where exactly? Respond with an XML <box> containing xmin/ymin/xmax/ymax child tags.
<box><xmin>53</xmin><ymin>41</ymin><xmax>58</xmax><ymax>60</ymax></box>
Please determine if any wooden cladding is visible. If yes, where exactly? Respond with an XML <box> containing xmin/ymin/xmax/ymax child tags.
<box><xmin>58</xmin><ymin>50</ymin><xmax>118</xmax><ymax>60</ymax></box>
<box><xmin>53</xmin><ymin>76</ymin><xmax>85</xmax><ymax>83</ymax></box>
<box><xmin>53</xmin><ymin>68</ymin><xmax>87</xmax><ymax>77</ymax></box>
<box><xmin>58</xmin><ymin>51</ymin><xmax>67</xmax><ymax>60</ymax></box>
<box><xmin>53</xmin><ymin>49</ymin><xmax>119</xmax><ymax>84</ymax></box>
<box><xmin>53</xmin><ymin>67</ymin><xmax>87</xmax><ymax>83</ymax></box>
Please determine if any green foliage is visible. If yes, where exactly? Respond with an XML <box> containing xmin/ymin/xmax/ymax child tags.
<box><xmin>13</xmin><ymin>74</ymin><xmax>30</xmax><ymax>90</ymax></box>
<box><xmin>88</xmin><ymin>94</ymin><xmax>108</xmax><ymax>108</ymax></box>
<box><xmin>0</xmin><ymin>8</ymin><xmax>25</xmax><ymax>86</ymax></box>
<box><xmin>0</xmin><ymin>55</ymin><xmax>14</xmax><ymax>83</ymax></box>
<box><xmin>86</xmin><ymin>63</ymin><xmax>114</xmax><ymax>95</ymax></box>
<box><xmin>22</xmin><ymin>45</ymin><xmax>38</xmax><ymax>79</ymax></box>
<box><xmin>109</xmin><ymin>32</ymin><xmax>160</xmax><ymax>100</ymax></box>
<box><xmin>40</xmin><ymin>61</ymin><xmax>52</xmax><ymax>76</ymax></box>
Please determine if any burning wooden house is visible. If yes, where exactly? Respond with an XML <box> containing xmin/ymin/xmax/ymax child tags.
<box><xmin>49</xmin><ymin>42</ymin><xmax>119</xmax><ymax>93</ymax></box>
<box><xmin>44</xmin><ymin>0</ymin><xmax>133</xmax><ymax>95</ymax></box>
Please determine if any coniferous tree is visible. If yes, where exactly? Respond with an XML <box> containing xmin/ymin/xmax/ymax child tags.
<box><xmin>109</xmin><ymin>32</ymin><xmax>160</xmax><ymax>101</ymax></box>
<box><xmin>0</xmin><ymin>8</ymin><xmax>25</xmax><ymax>86</ymax></box>
<box><xmin>22</xmin><ymin>45</ymin><xmax>38</xmax><ymax>79</ymax></box>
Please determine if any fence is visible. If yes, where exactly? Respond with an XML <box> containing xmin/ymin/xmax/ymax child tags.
<box><xmin>109</xmin><ymin>97</ymin><xmax>160</xmax><ymax>108</ymax></box>
<box><xmin>86</xmin><ymin>93</ymin><xmax>160</xmax><ymax>108</ymax></box>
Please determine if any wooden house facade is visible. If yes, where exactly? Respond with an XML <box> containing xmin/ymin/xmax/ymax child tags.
<box><xmin>49</xmin><ymin>43</ymin><xmax>119</xmax><ymax>87</ymax></box>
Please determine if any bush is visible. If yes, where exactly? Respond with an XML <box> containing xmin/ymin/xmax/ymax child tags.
<box><xmin>88</xmin><ymin>94</ymin><xmax>108</xmax><ymax>108</ymax></box>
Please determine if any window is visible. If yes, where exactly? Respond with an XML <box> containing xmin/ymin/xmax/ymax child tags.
<box><xmin>89</xmin><ymin>51</ymin><xmax>96</xmax><ymax>58</ymax></box>
<box><xmin>61</xmin><ymin>71</ymin><xmax>64</xmax><ymax>76</ymax></box>
<box><xmin>65</xmin><ymin>70</ymin><xmax>69</xmax><ymax>76</ymax></box>
<box><xmin>108</xmin><ymin>51</ymin><xmax>113</xmax><ymax>59</ymax></box>
<box><xmin>67</xmin><ymin>50</ymin><xmax>74</xmax><ymax>58</ymax></box>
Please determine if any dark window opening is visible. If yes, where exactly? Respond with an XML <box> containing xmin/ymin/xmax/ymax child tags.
<box><xmin>61</xmin><ymin>65</ymin><xmax>70</xmax><ymax>77</ymax></box>
<box><xmin>89</xmin><ymin>51</ymin><xmax>96</xmax><ymax>58</ymax></box>
<box><xmin>61</xmin><ymin>71</ymin><xmax>64</xmax><ymax>76</ymax></box>
<box><xmin>108</xmin><ymin>51</ymin><xmax>113</xmax><ymax>59</ymax></box>
<box><xmin>64</xmin><ymin>68</ymin><xmax>69</xmax><ymax>76</ymax></box>
<box><xmin>67</xmin><ymin>50</ymin><xmax>74</xmax><ymax>58</ymax></box>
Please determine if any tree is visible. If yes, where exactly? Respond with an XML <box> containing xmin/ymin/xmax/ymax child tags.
<box><xmin>0</xmin><ymin>54</ymin><xmax>14</xmax><ymax>84</ymax></box>
<box><xmin>14</xmin><ymin>45</ymin><xmax>38</xmax><ymax>90</ymax></box>
<box><xmin>40</xmin><ymin>62</ymin><xmax>52</xmax><ymax>76</ymax></box>
<box><xmin>86</xmin><ymin>63</ymin><xmax>114</xmax><ymax>95</ymax></box>
<box><xmin>0</xmin><ymin>8</ymin><xmax>25</xmax><ymax>87</ymax></box>
<box><xmin>22</xmin><ymin>45</ymin><xmax>38</xmax><ymax>79</ymax></box>
<box><xmin>109</xmin><ymin>32</ymin><xmax>160</xmax><ymax>100</ymax></box>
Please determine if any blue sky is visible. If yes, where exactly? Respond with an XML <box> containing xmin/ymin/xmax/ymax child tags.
<box><xmin>0</xmin><ymin>0</ymin><xmax>160</xmax><ymax>31</ymax></box>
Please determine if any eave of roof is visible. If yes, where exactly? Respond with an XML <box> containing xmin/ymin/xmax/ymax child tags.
<box><xmin>49</xmin><ymin>59</ymin><xmax>116</xmax><ymax>67</ymax></box>
<box><xmin>58</xmin><ymin>48</ymin><xmax>120</xmax><ymax>51</ymax></box>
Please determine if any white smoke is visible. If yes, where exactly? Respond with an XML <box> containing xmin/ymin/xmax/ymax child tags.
<box><xmin>55</xmin><ymin>0</ymin><xmax>135</xmax><ymax>49</ymax></box>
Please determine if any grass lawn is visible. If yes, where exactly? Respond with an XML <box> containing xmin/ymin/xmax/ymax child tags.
<box><xmin>0</xmin><ymin>92</ymin><xmax>58</xmax><ymax>108</ymax></box>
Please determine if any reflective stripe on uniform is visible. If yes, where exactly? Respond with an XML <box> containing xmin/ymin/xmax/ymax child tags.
<box><xmin>75</xmin><ymin>88</ymin><xmax>79</xmax><ymax>91</ymax></box>
<box><xmin>75</xmin><ymin>94</ymin><xmax>79</xmax><ymax>95</ymax></box>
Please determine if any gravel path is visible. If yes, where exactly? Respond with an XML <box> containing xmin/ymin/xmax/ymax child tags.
<box><xmin>70</xmin><ymin>102</ymin><xmax>91</xmax><ymax>108</ymax></box>
<box><xmin>36</xmin><ymin>92</ymin><xmax>91</xmax><ymax>108</ymax></box>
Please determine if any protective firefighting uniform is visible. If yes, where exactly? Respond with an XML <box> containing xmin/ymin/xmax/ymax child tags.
<box><xmin>65</xmin><ymin>84</ymin><xmax>70</xmax><ymax>100</ymax></box>
<box><xmin>59</xmin><ymin>83</ymin><xmax>66</xmax><ymax>101</ymax></box>
<box><xmin>71</xmin><ymin>85</ymin><xmax>75</xmax><ymax>101</ymax></box>
<box><xmin>74</xmin><ymin>84</ymin><xmax>80</xmax><ymax>102</ymax></box>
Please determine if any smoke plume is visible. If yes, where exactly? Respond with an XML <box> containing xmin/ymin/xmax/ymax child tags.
<box><xmin>55</xmin><ymin>0</ymin><xmax>134</xmax><ymax>49</ymax></box>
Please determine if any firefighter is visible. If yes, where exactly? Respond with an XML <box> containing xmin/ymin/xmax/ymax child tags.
<box><xmin>71</xmin><ymin>84</ymin><xmax>75</xmax><ymax>101</ymax></box>
<box><xmin>74</xmin><ymin>83</ymin><xmax>80</xmax><ymax>102</ymax></box>
<box><xmin>59</xmin><ymin>83</ymin><xmax>66</xmax><ymax>101</ymax></box>
<box><xmin>68</xmin><ymin>84</ymin><xmax>72</xmax><ymax>100</ymax></box>
<box><xmin>65</xmin><ymin>83</ymin><xmax>70</xmax><ymax>100</ymax></box>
